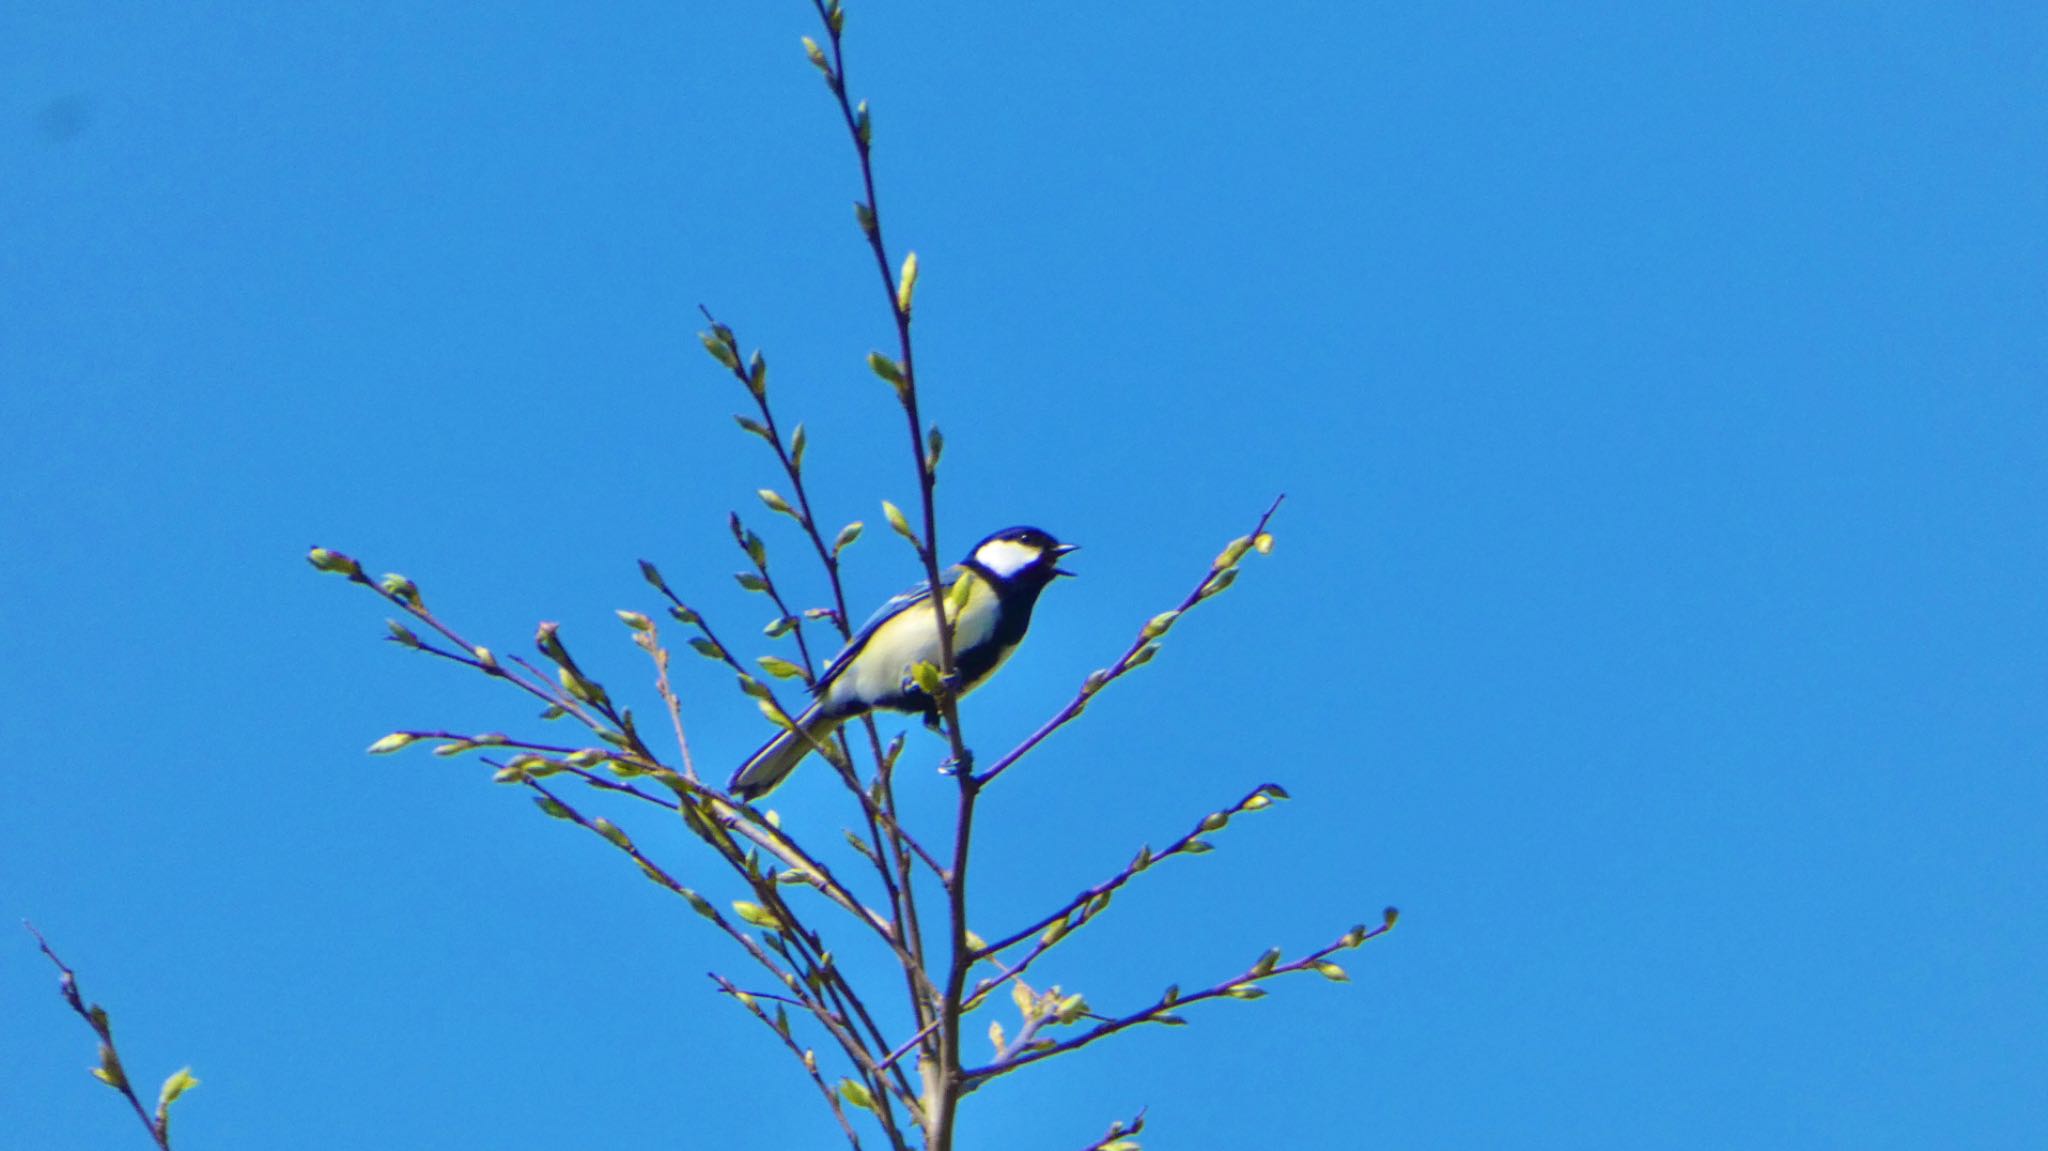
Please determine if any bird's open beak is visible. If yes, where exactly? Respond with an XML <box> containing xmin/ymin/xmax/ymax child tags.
<box><xmin>1051</xmin><ymin>542</ymin><xmax>1080</xmax><ymax>577</ymax></box>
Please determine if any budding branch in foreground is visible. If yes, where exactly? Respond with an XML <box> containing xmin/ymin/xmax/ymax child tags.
<box><xmin>304</xmin><ymin>3</ymin><xmax>1394</xmax><ymax>1149</ymax></box>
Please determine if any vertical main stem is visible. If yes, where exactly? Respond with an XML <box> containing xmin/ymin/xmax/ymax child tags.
<box><xmin>813</xmin><ymin>4</ymin><xmax>979</xmax><ymax>1145</ymax></box>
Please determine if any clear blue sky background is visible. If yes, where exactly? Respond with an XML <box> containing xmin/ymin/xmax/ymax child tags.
<box><xmin>5</xmin><ymin>3</ymin><xmax>2043</xmax><ymax>1148</ymax></box>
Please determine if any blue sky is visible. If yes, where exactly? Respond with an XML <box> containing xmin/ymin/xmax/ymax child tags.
<box><xmin>5</xmin><ymin>2</ymin><xmax>2044</xmax><ymax>1147</ymax></box>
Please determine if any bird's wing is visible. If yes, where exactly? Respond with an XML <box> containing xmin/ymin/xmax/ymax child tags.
<box><xmin>813</xmin><ymin>567</ymin><xmax>959</xmax><ymax>694</ymax></box>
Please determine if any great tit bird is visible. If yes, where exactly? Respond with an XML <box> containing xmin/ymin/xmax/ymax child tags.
<box><xmin>727</xmin><ymin>526</ymin><xmax>1076</xmax><ymax>800</ymax></box>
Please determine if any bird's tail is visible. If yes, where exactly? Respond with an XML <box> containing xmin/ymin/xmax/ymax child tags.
<box><xmin>727</xmin><ymin>704</ymin><xmax>847</xmax><ymax>801</ymax></box>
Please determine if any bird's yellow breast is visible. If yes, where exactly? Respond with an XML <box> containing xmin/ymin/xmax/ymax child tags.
<box><xmin>822</xmin><ymin>573</ymin><xmax>1007</xmax><ymax>710</ymax></box>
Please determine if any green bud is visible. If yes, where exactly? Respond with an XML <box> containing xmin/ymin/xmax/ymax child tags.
<box><xmin>746</xmin><ymin>351</ymin><xmax>767</xmax><ymax>397</ymax></box>
<box><xmin>385</xmin><ymin>620</ymin><xmax>420</xmax><ymax>647</ymax></box>
<box><xmin>854</xmin><ymin>201</ymin><xmax>876</xmax><ymax>236</ymax></box>
<box><xmin>1200</xmin><ymin>811</ymin><xmax>1230</xmax><ymax>832</ymax></box>
<box><xmin>735</xmin><ymin>572</ymin><xmax>769</xmax><ymax>593</ymax></box>
<box><xmin>378</xmin><ymin>573</ymin><xmax>420</xmax><ymax>606</ymax></box>
<box><xmin>701</xmin><ymin>331</ymin><xmax>739</xmax><ymax>370</ymax></box>
<box><xmin>763</xmin><ymin>615</ymin><xmax>796</xmax><ymax>638</ymax></box>
<box><xmin>833</xmin><ymin>521</ymin><xmax>863</xmax><ymax>555</ymax></box>
<box><xmin>910</xmin><ymin>661</ymin><xmax>944</xmax><ymax>697</ymax></box>
<box><xmin>757</xmin><ymin>656</ymin><xmax>806</xmax><ymax>680</ymax></box>
<box><xmin>1214</xmin><ymin>536</ymin><xmax>1253</xmax><ymax>571</ymax></box>
<box><xmin>1252</xmin><ymin>947</ymin><xmax>1281</xmax><ymax>976</ymax></box>
<box><xmin>1201</xmin><ymin>567</ymin><xmax>1240</xmax><ymax>599</ymax></box>
<box><xmin>1225</xmin><ymin>984</ymin><xmax>1266</xmax><ymax>1001</ymax></box>
<box><xmin>687</xmin><ymin>637</ymin><xmax>725</xmax><ymax>661</ymax></box>
<box><xmin>366</xmin><ymin>732</ymin><xmax>416</xmax><ymax>755</ymax></box>
<box><xmin>533</xmin><ymin>796</ymin><xmax>573</xmax><ymax>820</ymax></box>
<box><xmin>1315</xmin><ymin>961</ymin><xmax>1350</xmax><ymax>982</ymax></box>
<box><xmin>1182</xmin><ymin>839</ymin><xmax>1214</xmax><ymax>854</ymax></box>
<box><xmin>307</xmin><ymin>547</ymin><xmax>363</xmax><ymax>578</ymax></box>
<box><xmin>867</xmin><ymin>351</ymin><xmax>907</xmax><ymax>392</ymax></box>
<box><xmin>897</xmin><ymin>251</ymin><xmax>919</xmax><ymax>315</ymax></box>
<box><xmin>734</xmin><ymin>415</ymin><xmax>771</xmax><ymax>441</ymax></box>
<box><xmin>733</xmin><ymin>901</ymin><xmax>784</xmax><ymax>931</ymax></box>
<box><xmin>790</xmin><ymin>423</ymin><xmax>807</xmax><ymax>471</ymax></box>
<box><xmin>637</xmin><ymin>559</ymin><xmax>665</xmax><ymax>588</ymax></box>
<box><xmin>1142</xmin><ymin>611</ymin><xmax>1179</xmax><ymax>639</ymax></box>
<box><xmin>735</xmin><ymin>674</ymin><xmax>771</xmax><ymax>700</ymax></box>
<box><xmin>615</xmin><ymin>610</ymin><xmax>653</xmax><ymax>631</ymax></box>
<box><xmin>757</xmin><ymin>488</ymin><xmax>794</xmax><ymax>516</ymax></box>
<box><xmin>882</xmin><ymin>500</ymin><xmax>915</xmax><ymax>543</ymax></box>
<box><xmin>1127</xmin><ymin>643</ymin><xmax>1160</xmax><ymax>669</ymax></box>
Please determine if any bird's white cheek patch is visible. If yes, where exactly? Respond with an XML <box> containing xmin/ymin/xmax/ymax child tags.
<box><xmin>973</xmin><ymin>538</ymin><xmax>1042</xmax><ymax>578</ymax></box>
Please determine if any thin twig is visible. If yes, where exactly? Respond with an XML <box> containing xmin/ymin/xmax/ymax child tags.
<box><xmin>26</xmin><ymin>923</ymin><xmax>179</xmax><ymax>1150</ymax></box>
<box><xmin>977</xmin><ymin>495</ymin><xmax>1285</xmax><ymax>790</ymax></box>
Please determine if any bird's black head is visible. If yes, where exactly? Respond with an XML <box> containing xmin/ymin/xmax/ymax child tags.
<box><xmin>964</xmin><ymin>526</ymin><xmax>1078</xmax><ymax>586</ymax></box>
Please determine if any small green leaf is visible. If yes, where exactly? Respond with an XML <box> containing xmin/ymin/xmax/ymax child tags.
<box><xmin>1182</xmin><ymin>839</ymin><xmax>1214</xmax><ymax>854</ymax></box>
<box><xmin>638</xmin><ymin>559</ymin><xmax>665</xmax><ymax>588</ymax></box>
<box><xmin>592</xmin><ymin>818</ymin><xmax>632</xmax><ymax>849</ymax></box>
<box><xmin>734</xmin><ymin>415</ymin><xmax>772</xmax><ymax>441</ymax></box>
<box><xmin>735</xmin><ymin>673</ymin><xmax>772</xmax><ymax>700</ymax></box>
<box><xmin>533</xmin><ymin>796</ymin><xmax>573</xmax><ymax>820</ymax></box>
<box><xmin>757</xmin><ymin>655</ymin><xmax>806</xmax><ymax>680</ymax></box>
<box><xmin>688</xmin><ymin>637</ymin><xmax>726</xmax><ymax>661</ymax></box>
<box><xmin>1252</xmin><ymin>947</ymin><xmax>1281</xmax><ymax>976</ymax></box>
<box><xmin>838</xmin><ymin>1078</ymin><xmax>874</xmax><ymax>1112</ymax></box>
<box><xmin>1225</xmin><ymin>983</ymin><xmax>1266</xmax><ymax>1001</ymax></box>
<box><xmin>758</xmin><ymin>488</ymin><xmax>794</xmax><ymax>516</ymax></box>
<box><xmin>763</xmin><ymin>615</ymin><xmax>797</xmax><ymax>638</ymax></box>
<box><xmin>733</xmin><ymin>901</ymin><xmax>783</xmax><ymax>930</ymax></box>
<box><xmin>384</xmin><ymin>620</ymin><xmax>421</xmax><ymax>647</ymax></box>
<box><xmin>1314</xmin><ymin>961</ymin><xmax>1350</xmax><ymax>982</ymax></box>
<box><xmin>615</xmin><ymin>610</ymin><xmax>653</xmax><ymax>631</ymax></box>
<box><xmin>735</xmin><ymin>572</ymin><xmax>769</xmax><ymax>593</ymax></box>
<box><xmin>158</xmin><ymin>1066</ymin><xmax>200</xmax><ymax>1107</ymax></box>
<box><xmin>366</xmin><ymin>732</ymin><xmax>416</xmax><ymax>755</ymax></box>
<box><xmin>910</xmin><ymin>661</ymin><xmax>944</xmax><ymax>697</ymax></box>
